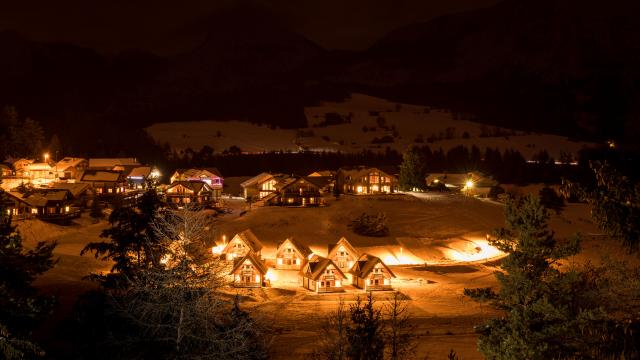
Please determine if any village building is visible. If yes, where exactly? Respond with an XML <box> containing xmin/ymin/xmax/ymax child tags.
<box><xmin>230</xmin><ymin>252</ymin><xmax>268</xmax><ymax>288</ymax></box>
<box><xmin>126</xmin><ymin>166</ymin><xmax>152</xmax><ymax>189</ymax></box>
<box><xmin>4</xmin><ymin>189</ymin><xmax>79</xmax><ymax>222</ymax></box>
<box><xmin>221</xmin><ymin>229</ymin><xmax>264</xmax><ymax>261</ymax></box>
<box><xmin>241</xmin><ymin>173</ymin><xmax>332</xmax><ymax>207</ymax></box>
<box><xmin>170</xmin><ymin>168</ymin><xmax>223</xmax><ymax>198</ymax></box>
<box><xmin>88</xmin><ymin>158</ymin><xmax>141</xmax><ymax>171</ymax></box>
<box><xmin>327</xmin><ymin>237</ymin><xmax>360</xmax><ymax>281</ymax></box>
<box><xmin>48</xmin><ymin>182</ymin><xmax>93</xmax><ymax>207</ymax></box>
<box><xmin>425</xmin><ymin>171</ymin><xmax>498</xmax><ymax>197</ymax></box>
<box><xmin>240</xmin><ymin>172</ymin><xmax>288</xmax><ymax>200</ymax></box>
<box><xmin>308</xmin><ymin>170</ymin><xmax>335</xmax><ymax>178</ymax></box>
<box><xmin>275</xmin><ymin>237</ymin><xmax>312</xmax><ymax>270</ymax></box>
<box><xmin>349</xmin><ymin>254</ymin><xmax>396</xmax><ymax>291</ymax></box>
<box><xmin>80</xmin><ymin>170</ymin><xmax>128</xmax><ymax>196</ymax></box>
<box><xmin>164</xmin><ymin>180</ymin><xmax>213</xmax><ymax>208</ymax></box>
<box><xmin>300</xmin><ymin>255</ymin><xmax>347</xmax><ymax>293</ymax></box>
<box><xmin>266</xmin><ymin>176</ymin><xmax>327</xmax><ymax>206</ymax></box>
<box><xmin>55</xmin><ymin>157</ymin><xmax>88</xmax><ymax>181</ymax></box>
<box><xmin>12</xmin><ymin>159</ymin><xmax>33</xmax><ymax>175</ymax></box>
<box><xmin>336</xmin><ymin>166</ymin><xmax>397</xmax><ymax>195</ymax></box>
<box><xmin>1</xmin><ymin>164</ymin><xmax>12</xmax><ymax>177</ymax></box>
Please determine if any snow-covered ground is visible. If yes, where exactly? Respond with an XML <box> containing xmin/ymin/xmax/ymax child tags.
<box><xmin>146</xmin><ymin>93</ymin><xmax>596</xmax><ymax>159</ymax></box>
<box><xmin>21</xmin><ymin>191</ymin><xmax>632</xmax><ymax>359</ymax></box>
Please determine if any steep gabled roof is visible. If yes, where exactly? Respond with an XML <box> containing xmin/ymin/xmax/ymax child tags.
<box><xmin>49</xmin><ymin>182</ymin><xmax>92</xmax><ymax>198</ymax></box>
<box><xmin>240</xmin><ymin>172</ymin><xmax>274</xmax><ymax>188</ymax></box>
<box><xmin>56</xmin><ymin>157</ymin><xmax>87</xmax><ymax>170</ymax></box>
<box><xmin>166</xmin><ymin>180</ymin><xmax>212</xmax><ymax>194</ymax></box>
<box><xmin>338</xmin><ymin>166</ymin><xmax>397</xmax><ymax>180</ymax></box>
<box><xmin>277</xmin><ymin>237</ymin><xmax>312</xmax><ymax>259</ymax></box>
<box><xmin>308</xmin><ymin>170</ymin><xmax>335</xmax><ymax>177</ymax></box>
<box><xmin>229</xmin><ymin>251</ymin><xmax>268</xmax><ymax>275</ymax></box>
<box><xmin>301</xmin><ymin>255</ymin><xmax>346</xmax><ymax>281</ymax></box>
<box><xmin>173</xmin><ymin>168</ymin><xmax>222</xmax><ymax>179</ymax></box>
<box><xmin>224</xmin><ymin>229</ymin><xmax>263</xmax><ymax>254</ymax></box>
<box><xmin>303</xmin><ymin>176</ymin><xmax>333</xmax><ymax>189</ymax></box>
<box><xmin>127</xmin><ymin>166</ymin><xmax>152</xmax><ymax>178</ymax></box>
<box><xmin>327</xmin><ymin>237</ymin><xmax>359</xmax><ymax>258</ymax></box>
<box><xmin>349</xmin><ymin>254</ymin><xmax>396</xmax><ymax>279</ymax></box>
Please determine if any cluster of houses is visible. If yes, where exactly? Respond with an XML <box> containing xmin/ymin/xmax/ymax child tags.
<box><xmin>222</xmin><ymin>229</ymin><xmax>396</xmax><ymax>293</ymax></box>
<box><xmin>0</xmin><ymin>155</ymin><xmax>227</xmax><ymax>221</ymax></box>
<box><xmin>0</xmin><ymin>157</ymin><xmax>156</xmax><ymax>222</ymax></box>
<box><xmin>239</xmin><ymin>166</ymin><xmax>400</xmax><ymax>207</ymax></box>
<box><xmin>1</xmin><ymin>151</ymin><xmax>499</xmax><ymax>222</ymax></box>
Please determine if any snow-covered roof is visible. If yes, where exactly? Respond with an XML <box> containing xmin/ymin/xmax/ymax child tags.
<box><xmin>240</xmin><ymin>172</ymin><xmax>276</xmax><ymax>188</ymax></box>
<box><xmin>349</xmin><ymin>254</ymin><xmax>396</xmax><ymax>279</ymax></box>
<box><xmin>88</xmin><ymin>158</ymin><xmax>140</xmax><ymax>169</ymax></box>
<box><xmin>229</xmin><ymin>252</ymin><xmax>268</xmax><ymax>275</ymax></box>
<box><xmin>301</xmin><ymin>255</ymin><xmax>346</xmax><ymax>281</ymax></box>
<box><xmin>28</xmin><ymin>162</ymin><xmax>54</xmax><ymax>171</ymax></box>
<box><xmin>127</xmin><ymin>166</ymin><xmax>152</xmax><ymax>178</ymax></box>
<box><xmin>81</xmin><ymin>170</ymin><xmax>125</xmax><ymax>182</ymax></box>
<box><xmin>56</xmin><ymin>157</ymin><xmax>87</xmax><ymax>170</ymax></box>
<box><xmin>173</xmin><ymin>168</ymin><xmax>222</xmax><ymax>179</ymax></box>
<box><xmin>277</xmin><ymin>237</ymin><xmax>312</xmax><ymax>259</ymax></box>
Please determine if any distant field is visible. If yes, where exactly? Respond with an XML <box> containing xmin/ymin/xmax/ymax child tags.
<box><xmin>147</xmin><ymin>93</ymin><xmax>596</xmax><ymax>159</ymax></box>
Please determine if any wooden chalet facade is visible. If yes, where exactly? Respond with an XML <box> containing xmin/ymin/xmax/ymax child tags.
<box><xmin>240</xmin><ymin>173</ymin><xmax>286</xmax><ymax>200</ymax></box>
<box><xmin>266</xmin><ymin>176</ymin><xmax>326</xmax><ymax>207</ymax></box>
<box><xmin>170</xmin><ymin>168</ymin><xmax>223</xmax><ymax>198</ymax></box>
<box><xmin>4</xmin><ymin>189</ymin><xmax>80</xmax><ymax>222</ymax></box>
<box><xmin>337</xmin><ymin>166</ymin><xmax>397</xmax><ymax>195</ymax></box>
<box><xmin>350</xmin><ymin>254</ymin><xmax>396</xmax><ymax>291</ymax></box>
<box><xmin>275</xmin><ymin>237</ymin><xmax>312</xmax><ymax>270</ymax></box>
<box><xmin>221</xmin><ymin>229</ymin><xmax>264</xmax><ymax>261</ymax></box>
<box><xmin>301</xmin><ymin>255</ymin><xmax>346</xmax><ymax>293</ymax></box>
<box><xmin>230</xmin><ymin>252</ymin><xmax>268</xmax><ymax>288</ymax></box>
<box><xmin>327</xmin><ymin>237</ymin><xmax>360</xmax><ymax>282</ymax></box>
<box><xmin>242</xmin><ymin>173</ymin><xmax>330</xmax><ymax>207</ymax></box>
<box><xmin>80</xmin><ymin>170</ymin><xmax>127</xmax><ymax>196</ymax></box>
<box><xmin>164</xmin><ymin>181</ymin><xmax>213</xmax><ymax>208</ymax></box>
<box><xmin>55</xmin><ymin>157</ymin><xmax>88</xmax><ymax>181</ymax></box>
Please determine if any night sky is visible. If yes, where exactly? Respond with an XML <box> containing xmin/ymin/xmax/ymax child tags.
<box><xmin>0</xmin><ymin>0</ymin><xmax>498</xmax><ymax>54</ymax></box>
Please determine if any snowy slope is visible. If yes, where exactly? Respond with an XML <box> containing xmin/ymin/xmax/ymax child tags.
<box><xmin>146</xmin><ymin>93</ymin><xmax>596</xmax><ymax>159</ymax></box>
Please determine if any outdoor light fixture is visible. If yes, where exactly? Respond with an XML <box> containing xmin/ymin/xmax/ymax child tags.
<box><xmin>44</xmin><ymin>153</ymin><xmax>49</xmax><ymax>162</ymax></box>
<box><xmin>465</xmin><ymin>180</ymin><xmax>474</xmax><ymax>188</ymax></box>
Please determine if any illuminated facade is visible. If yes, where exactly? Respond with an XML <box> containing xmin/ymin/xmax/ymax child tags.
<box><xmin>336</xmin><ymin>166</ymin><xmax>397</xmax><ymax>195</ymax></box>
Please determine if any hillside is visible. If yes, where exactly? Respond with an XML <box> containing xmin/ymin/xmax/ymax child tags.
<box><xmin>147</xmin><ymin>93</ymin><xmax>595</xmax><ymax>160</ymax></box>
<box><xmin>344</xmin><ymin>0</ymin><xmax>640</xmax><ymax>141</ymax></box>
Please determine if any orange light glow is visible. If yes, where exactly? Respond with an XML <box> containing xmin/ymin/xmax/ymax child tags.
<box><xmin>265</xmin><ymin>269</ymin><xmax>277</xmax><ymax>282</ymax></box>
<box><xmin>447</xmin><ymin>239</ymin><xmax>503</xmax><ymax>262</ymax></box>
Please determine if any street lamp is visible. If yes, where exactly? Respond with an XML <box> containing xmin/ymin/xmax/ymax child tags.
<box><xmin>43</xmin><ymin>153</ymin><xmax>49</xmax><ymax>163</ymax></box>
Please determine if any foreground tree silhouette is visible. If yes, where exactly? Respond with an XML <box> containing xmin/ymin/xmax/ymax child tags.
<box><xmin>466</xmin><ymin>195</ymin><xmax>640</xmax><ymax>359</ymax></box>
<box><xmin>562</xmin><ymin>161</ymin><xmax>640</xmax><ymax>253</ymax></box>
<box><xmin>74</xmin><ymin>207</ymin><xmax>269</xmax><ymax>359</ymax></box>
<box><xmin>399</xmin><ymin>146</ymin><xmax>427</xmax><ymax>191</ymax></box>
<box><xmin>347</xmin><ymin>293</ymin><xmax>385</xmax><ymax>360</ymax></box>
<box><xmin>0</xmin><ymin>189</ymin><xmax>56</xmax><ymax>358</ymax></box>
<box><xmin>81</xmin><ymin>188</ymin><xmax>163</xmax><ymax>288</ymax></box>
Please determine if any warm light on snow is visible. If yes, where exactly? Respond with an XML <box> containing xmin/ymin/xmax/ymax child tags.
<box><xmin>211</xmin><ymin>245</ymin><xmax>225</xmax><ymax>256</ymax></box>
<box><xmin>265</xmin><ymin>269</ymin><xmax>277</xmax><ymax>282</ymax></box>
<box><xmin>447</xmin><ymin>239</ymin><xmax>503</xmax><ymax>262</ymax></box>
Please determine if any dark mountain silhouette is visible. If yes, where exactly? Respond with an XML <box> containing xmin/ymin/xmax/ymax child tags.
<box><xmin>1</xmin><ymin>0</ymin><xmax>640</xmax><ymax>158</ymax></box>
<box><xmin>343</xmin><ymin>0</ymin><xmax>640</xmax><ymax>140</ymax></box>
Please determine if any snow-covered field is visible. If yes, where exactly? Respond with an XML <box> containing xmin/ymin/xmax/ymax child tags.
<box><xmin>21</xmin><ymin>192</ymin><xmax>631</xmax><ymax>359</ymax></box>
<box><xmin>146</xmin><ymin>93</ymin><xmax>595</xmax><ymax>159</ymax></box>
